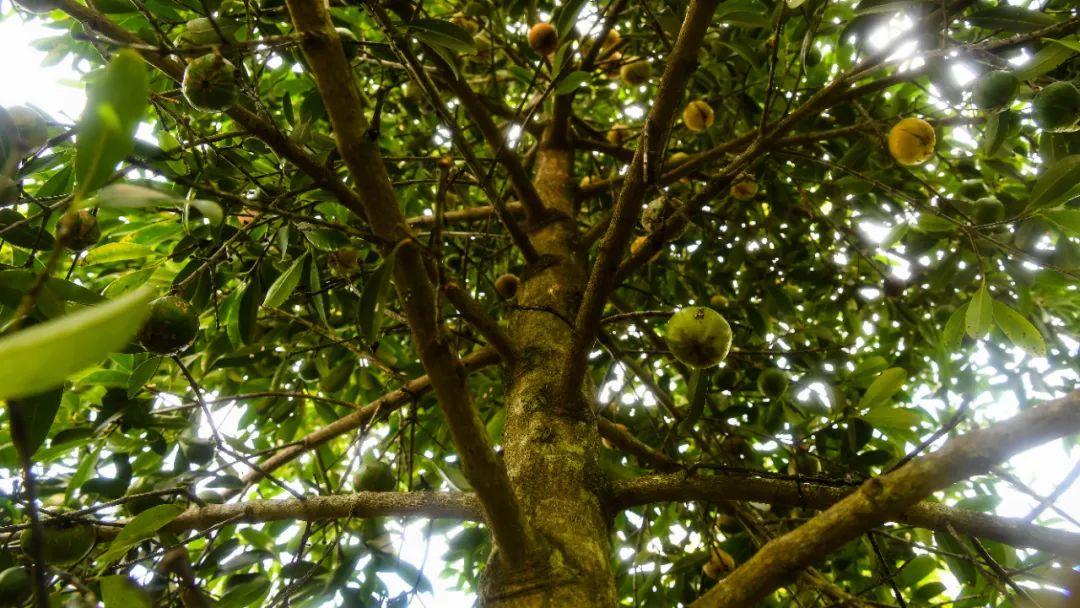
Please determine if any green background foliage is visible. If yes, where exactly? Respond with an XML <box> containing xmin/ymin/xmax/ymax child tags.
<box><xmin>0</xmin><ymin>0</ymin><xmax>1078</xmax><ymax>606</ymax></box>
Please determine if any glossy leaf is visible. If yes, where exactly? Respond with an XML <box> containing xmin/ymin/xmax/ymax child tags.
<box><xmin>0</xmin><ymin>286</ymin><xmax>155</xmax><ymax>399</ymax></box>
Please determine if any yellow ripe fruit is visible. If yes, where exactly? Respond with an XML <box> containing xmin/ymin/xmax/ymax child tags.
<box><xmin>887</xmin><ymin>117</ymin><xmax>936</xmax><ymax>166</ymax></box>
<box><xmin>601</xmin><ymin>29</ymin><xmax>620</xmax><ymax>50</ymax></box>
<box><xmin>730</xmin><ymin>179</ymin><xmax>758</xmax><ymax>201</ymax></box>
<box><xmin>682</xmin><ymin>100</ymin><xmax>714</xmax><ymax>132</ymax></box>
<box><xmin>528</xmin><ymin>22</ymin><xmax>558</xmax><ymax>56</ymax></box>
<box><xmin>620</xmin><ymin>57</ymin><xmax>651</xmax><ymax>86</ymax></box>
<box><xmin>606</xmin><ymin>123</ymin><xmax>632</xmax><ymax>145</ymax></box>
<box><xmin>495</xmin><ymin>273</ymin><xmax>520</xmax><ymax>299</ymax></box>
<box><xmin>703</xmin><ymin>548</ymin><xmax>736</xmax><ymax>579</ymax></box>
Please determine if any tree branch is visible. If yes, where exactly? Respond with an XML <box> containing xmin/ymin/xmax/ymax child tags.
<box><xmin>683</xmin><ymin>390</ymin><xmax>1080</xmax><ymax>607</ymax></box>
<box><xmin>283</xmin><ymin>0</ymin><xmax>541</xmax><ymax>567</ymax></box>
<box><xmin>81</xmin><ymin>492</ymin><xmax>483</xmax><ymax>541</ymax></box>
<box><xmin>236</xmin><ymin>348</ymin><xmax>498</xmax><ymax>493</ymax></box>
<box><xmin>442</xmin><ymin>281</ymin><xmax>518</xmax><ymax>365</ymax></box>
<box><xmin>609</xmin><ymin>471</ymin><xmax>1080</xmax><ymax>562</ymax></box>
<box><xmin>559</xmin><ymin>0</ymin><xmax>722</xmax><ymax>407</ymax></box>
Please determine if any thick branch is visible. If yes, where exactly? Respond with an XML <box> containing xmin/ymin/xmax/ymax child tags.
<box><xmin>283</xmin><ymin>0</ymin><xmax>540</xmax><ymax>567</ymax></box>
<box><xmin>610</xmin><ymin>470</ymin><xmax>1080</xmax><ymax>562</ymax></box>
<box><xmin>686</xmin><ymin>390</ymin><xmax>1080</xmax><ymax>607</ymax></box>
<box><xmin>89</xmin><ymin>492</ymin><xmax>483</xmax><ymax>541</ymax></box>
<box><xmin>560</xmin><ymin>0</ymin><xmax>722</xmax><ymax>404</ymax></box>
<box><xmin>406</xmin><ymin>202</ymin><xmax>525</xmax><ymax>228</ymax></box>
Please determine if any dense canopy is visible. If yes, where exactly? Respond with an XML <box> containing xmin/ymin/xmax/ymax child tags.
<box><xmin>0</xmin><ymin>0</ymin><xmax>1079</xmax><ymax>607</ymax></box>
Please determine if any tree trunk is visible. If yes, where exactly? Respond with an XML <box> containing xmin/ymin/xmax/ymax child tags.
<box><xmin>480</xmin><ymin>142</ymin><xmax>617</xmax><ymax>606</ymax></box>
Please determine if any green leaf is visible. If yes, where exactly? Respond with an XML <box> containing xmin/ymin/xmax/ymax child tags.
<box><xmin>101</xmin><ymin>575</ymin><xmax>152</xmax><ymax>608</ymax></box>
<box><xmin>1014</xmin><ymin>43</ymin><xmax>1076</xmax><ymax>82</ymax></box>
<box><xmin>966</xmin><ymin>6</ymin><xmax>1058</xmax><ymax>32</ymax></box>
<box><xmin>8</xmin><ymin>388</ymin><xmax>64</xmax><ymax>458</ymax></box>
<box><xmin>98</xmin><ymin>503</ymin><xmax>185</xmax><ymax>568</ymax></box>
<box><xmin>89</xmin><ymin>183</ymin><xmax>223</xmax><ymax>224</ymax></box>
<box><xmin>896</xmin><ymin>554</ymin><xmax>937</xmax><ymax>589</ymax></box>
<box><xmin>679</xmin><ymin>368</ymin><xmax>709</xmax><ymax>432</ymax></box>
<box><xmin>555</xmin><ymin>70</ymin><xmax>591</xmax><ymax>95</ymax></box>
<box><xmin>0</xmin><ymin>270</ymin><xmax>103</xmax><ymax>305</ymax></box>
<box><xmin>992</xmin><ymin>300</ymin><xmax>1046</xmax><ymax>357</ymax></box>
<box><xmin>858</xmin><ymin>367</ymin><xmax>907</xmax><ymax>409</ymax></box>
<box><xmin>553</xmin><ymin>0</ymin><xmax>588</xmax><ymax>43</ymax></box>
<box><xmin>237</xmin><ymin>277</ymin><xmax>262</xmax><ymax>346</ymax></box>
<box><xmin>407</xmin><ymin>19</ymin><xmax>475</xmax><ymax>53</ymax></box>
<box><xmin>940</xmin><ymin>302</ymin><xmax>968</xmax><ymax>352</ymax></box>
<box><xmin>67</xmin><ymin>441</ymin><xmax>103</xmax><ymax>503</ymax></box>
<box><xmin>1041</xmin><ymin>209</ymin><xmax>1080</xmax><ymax>235</ymax></box>
<box><xmin>358</xmin><ymin>253</ymin><xmax>396</xmax><ymax>345</ymax></box>
<box><xmin>127</xmin><ymin>355</ymin><xmax>163</xmax><ymax>397</ymax></box>
<box><xmin>964</xmin><ymin>283</ymin><xmax>993</xmax><ymax>339</ymax></box>
<box><xmin>217</xmin><ymin>576</ymin><xmax>270</xmax><ymax>608</ymax></box>
<box><xmin>0</xmin><ymin>209</ymin><xmax>55</xmax><ymax>250</ymax></box>
<box><xmin>1027</xmin><ymin>155</ymin><xmax>1080</xmax><ymax>212</ymax></box>
<box><xmin>263</xmin><ymin>254</ymin><xmax>306</xmax><ymax>309</ymax></box>
<box><xmin>74</xmin><ymin>50</ymin><xmax>149</xmax><ymax>198</ymax></box>
<box><xmin>859</xmin><ymin>407</ymin><xmax>921</xmax><ymax>431</ymax></box>
<box><xmin>0</xmin><ymin>286</ymin><xmax>155</xmax><ymax>400</ymax></box>
<box><xmin>84</xmin><ymin>242</ymin><xmax>155</xmax><ymax>265</ymax></box>
<box><xmin>307</xmin><ymin>255</ymin><xmax>327</xmax><ymax>327</ymax></box>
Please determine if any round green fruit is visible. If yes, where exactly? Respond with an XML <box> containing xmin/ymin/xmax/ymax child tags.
<box><xmin>182</xmin><ymin>54</ymin><xmax>238</xmax><ymax>112</ymax></box>
<box><xmin>56</xmin><ymin>210</ymin><xmax>101</xmax><ymax>251</ymax></box>
<box><xmin>179</xmin><ymin>436</ymin><xmax>214</xmax><ymax>465</ymax></box>
<box><xmin>19</xmin><ymin>522</ymin><xmax>96</xmax><ymax>566</ymax></box>
<box><xmin>620</xmin><ymin>57</ymin><xmax>650</xmax><ymax>86</ymax></box>
<box><xmin>972</xmin><ymin>196</ymin><xmax>1005</xmax><ymax>225</ymax></box>
<box><xmin>12</xmin><ymin>0</ymin><xmax>55</xmax><ymax>13</ymax></box>
<box><xmin>182</xmin><ymin>18</ymin><xmax>224</xmax><ymax>46</ymax></box>
<box><xmin>0</xmin><ymin>176</ymin><xmax>17</xmax><ymax>205</ymax></box>
<box><xmin>7</xmin><ymin>106</ymin><xmax>49</xmax><ymax>150</ymax></box>
<box><xmin>0</xmin><ymin>566</ymin><xmax>31</xmax><ymax>607</ymax></box>
<box><xmin>298</xmin><ymin>358</ymin><xmax>320</xmax><ymax>382</ymax></box>
<box><xmin>1032</xmin><ymin>81</ymin><xmax>1080</xmax><ymax>133</ymax></box>
<box><xmin>757</xmin><ymin>368</ymin><xmax>789</xmax><ymax>398</ymax></box>
<box><xmin>137</xmin><ymin>295</ymin><xmax>199</xmax><ymax>355</ymax></box>
<box><xmin>971</xmin><ymin>70</ymin><xmax>1018</xmax><ymax>112</ymax></box>
<box><xmin>357</xmin><ymin>462</ymin><xmax>396</xmax><ymax>492</ymax></box>
<box><xmin>664</xmin><ymin>307</ymin><xmax>732</xmax><ymax>369</ymax></box>
<box><xmin>957</xmin><ymin>179</ymin><xmax>985</xmax><ymax>199</ymax></box>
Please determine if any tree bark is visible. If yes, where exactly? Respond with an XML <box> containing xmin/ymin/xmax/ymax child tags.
<box><xmin>480</xmin><ymin>138</ymin><xmax>616</xmax><ymax>605</ymax></box>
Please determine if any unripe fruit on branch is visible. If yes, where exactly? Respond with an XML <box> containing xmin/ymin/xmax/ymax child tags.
<box><xmin>665</xmin><ymin>307</ymin><xmax>732</xmax><ymax>369</ymax></box>
<box><xmin>620</xmin><ymin>57</ymin><xmax>650</xmax><ymax>86</ymax></box>
<box><xmin>703</xmin><ymin>548</ymin><xmax>736</xmax><ymax>579</ymax></box>
<box><xmin>182</xmin><ymin>54</ymin><xmax>238</xmax><ymax>112</ymax></box>
<box><xmin>56</xmin><ymin>210</ymin><xmax>100</xmax><ymax>251</ymax></box>
<box><xmin>19</xmin><ymin>522</ymin><xmax>96</xmax><ymax>566</ymax></box>
<box><xmin>972</xmin><ymin>70</ymin><xmax>1018</xmax><ymax>112</ymax></box>
<box><xmin>7</xmin><ymin>105</ymin><xmax>49</xmax><ymax>151</ymax></box>
<box><xmin>887</xmin><ymin>117</ymin><xmax>936</xmax><ymax>166</ymax></box>
<box><xmin>0</xmin><ymin>566</ymin><xmax>31</xmax><ymax>606</ymax></box>
<box><xmin>138</xmin><ymin>295</ymin><xmax>200</xmax><ymax>355</ymax></box>
<box><xmin>757</xmin><ymin>368</ymin><xmax>789</xmax><ymax>398</ymax></box>
<box><xmin>528</xmin><ymin>22</ymin><xmax>558</xmax><ymax>56</ymax></box>
<box><xmin>495</xmin><ymin>273</ymin><xmax>520</xmax><ymax>299</ymax></box>
<box><xmin>1032</xmin><ymin>81</ymin><xmax>1080</xmax><ymax>133</ymax></box>
<box><xmin>357</xmin><ymin>462</ymin><xmax>396</xmax><ymax>492</ymax></box>
<box><xmin>682</xmin><ymin>100</ymin><xmax>714</xmax><ymax>132</ymax></box>
<box><xmin>729</xmin><ymin>179</ymin><xmax>758</xmax><ymax>201</ymax></box>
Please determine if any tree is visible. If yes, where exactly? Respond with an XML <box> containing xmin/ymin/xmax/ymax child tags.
<box><xmin>0</xmin><ymin>0</ymin><xmax>1079</xmax><ymax>606</ymax></box>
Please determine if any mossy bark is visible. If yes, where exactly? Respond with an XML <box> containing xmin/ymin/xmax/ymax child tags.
<box><xmin>480</xmin><ymin>143</ymin><xmax>617</xmax><ymax>606</ymax></box>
